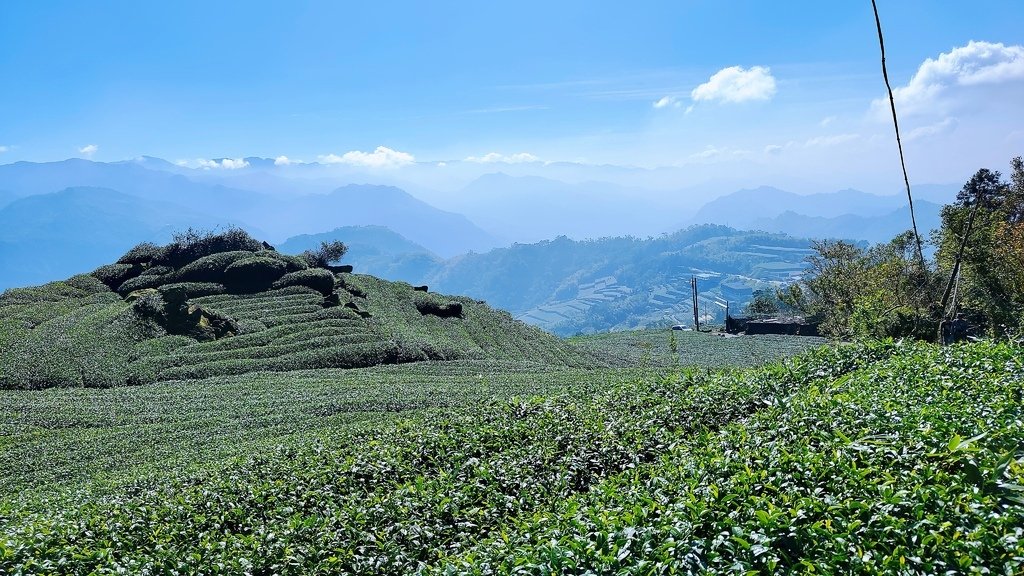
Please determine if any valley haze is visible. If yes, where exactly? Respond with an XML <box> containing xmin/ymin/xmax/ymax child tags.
<box><xmin>0</xmin><ymin>156</ymin><xmax>961</xmax><ymax>334</ymax></box>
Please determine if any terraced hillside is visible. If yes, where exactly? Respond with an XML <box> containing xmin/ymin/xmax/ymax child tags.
<box><xmin>2</xmin><ymin>340</ymin><xmax>1020</xmax><ymax>574</ymax></box>
<box><xmin>0</xmin><ymin>233</ymin><xmax>593</xmax><ymax>389</ymax></box>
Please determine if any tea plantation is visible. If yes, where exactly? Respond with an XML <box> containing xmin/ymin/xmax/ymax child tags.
<box><xmin>1</xmin><ymin>339</ymin><xmax>1021</xmax><ymax>574</ymax></box>
<box><xmin>1</xmin><ymin>236</ymin><xmax>1021</xmax><ymax>573</ymax></box>
<box><xmin>0</xmin><ymin>236</ymin><xmax>593</xmax><ymax>390</ymax></box>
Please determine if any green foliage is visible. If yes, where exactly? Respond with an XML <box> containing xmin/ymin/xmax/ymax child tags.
<box><xmin>157</xmin><ymin>282</ymin><xmax>227</xmax><ymax>302</ymax></box>
<box><xmin>116</xmin><ymin>241</ymin><xmax>163</xmax><ymax>265</ymax></box>
<box><xmin>0</xmin><ymin>294</ymin><xmax>161</xmax><ymax>389</ymax></box>
<box><xmin>782</xmin><ymin>234</ymin><xmax>938</xmax><ymax>339</ymax></box>
<box><xmin>0</xmin><ymin>275</ymin><xmax>110</xmax><ymax>307</ymax></box>
<box><xmin>91</xmin><ymin>263</ymin><xmax>138</xmax><ymax>290</ymax></box>
<box><xmin>174</xmin><ymin>250</ymin><xmax>255</xmax><ymax>283</ymax></box>
<box><xmin>745</xmin><ymin>288</ymin><xmax>782</xmax><ymax>315</ymax></box>
<box><xmin>415</xmin><ymin>297</ymin><xmax>464</xmax><ymax>318</ymax></box>
<box><xmin>3</xmin><ymin>262</ymin><xmax>599</xmax><ymax>388</ymax></box>
<box><xmin>139</xmin><ymin>264</ymin><xmax>173</xmax><ymax>277</ymax></box>
<box><xmin>300</xmin><ymin>240</ymin><xmax>349</xmax><ymax>268</ymax></box>
<box><xmin>272</xmin><ymin>268</ymin><xmax>336</xmax><ymax>295</ymax></box>
<box><xmin>223</xmin><ymin>256</ymin><xmax>288</xmax><ymax>293</ymax></box>
<box><xmin>429</xmin><ymin>341</ymin><xmax>1023</xmax><ymax>574</ymax></box>
<box><xmin>570</xmin><ymin>328</ymin><xmax>825</xmax><ymax>369</ymax></box>
<box><xmin>159</xmin><ymin>227</ymin><xmax>264</xmax><ymax>268</ymax></box>
<box><xmin>116</xmin><ymin>272</ymin><xmax>167</xmax><ymax>295</ymax></box>
<box><xmin>935</xmin><ymin>163</ymin><xmax>1024</xmax><ymax>336</ymax></box>
<box><xmin>0</xmin><ymin>362</ymin><xmax>633</xmax><ymax>494</ymax></box>
<box><xmin>786</xmin><ymin>157</ymin><xmax>1024</xmax><ymax>342</ymax></box>
<box><xmin>271</xmin><ymin>252</ymin><xmax>310</xmax><ymax>273</ymax></box>
<box><xmin>4</xmin><ymin>341</ymin><xmax>1019</xmax><ymax>573</ymax></box>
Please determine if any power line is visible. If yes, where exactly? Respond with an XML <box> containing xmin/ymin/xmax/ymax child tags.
<box><xmin>871</xmin><ymin>0</ymin><xmax>926</xmax><ymax>269</ymax></box>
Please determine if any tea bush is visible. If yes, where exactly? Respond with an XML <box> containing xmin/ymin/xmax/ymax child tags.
<box><xmin>272</xmin><ymin>268</ymin><xmax>336</xmax><ymax>295</ymax></box>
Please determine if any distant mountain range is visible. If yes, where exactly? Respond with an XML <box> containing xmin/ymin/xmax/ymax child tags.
<box><xmin>0</xmin><ymin>156</ymin><xmax>963</xmax><ymax>293</ymax></box>
<box><xmin>0</xmin><ymin>160</ymin><xmax>500</xmax><ymax>288</ymax></box>
<box><xmin>688</xmin><ymin>185</ymin><xmax>955</xmax><ymax>243</ymax></box>
<box><xmin>269</xmin><ymin>184</ymin><xmax>496</xmax><ymax>257</ymax></box>
<box><xmin>279</xmin><ymin>225</ymin><xmax>443</xmax><ymax>282</ymax></box>
<box><xmin>280</xmin><ymin>224</ymin><xmax>818</xmax><ymax>335</ymax></box>
<box><xmin>749</xmin><ymin>201</ymin><xmax>944</xmax><ymax>246</ymax></box>
<box><xmin>451</xmin><ymin>173</ymin><xmax>690</xmax><ymax>243</ymax></box>
<box><xmin>0</xmin><ymin>187</ymin><xmax>228</xmax><ymax>288</ymax></box>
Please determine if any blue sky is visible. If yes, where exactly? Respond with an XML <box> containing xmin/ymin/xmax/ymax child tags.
<box><xmin>1</xmin><ymin>1</ymin><xmax>1022</xmax><ymax>191</ymax></box>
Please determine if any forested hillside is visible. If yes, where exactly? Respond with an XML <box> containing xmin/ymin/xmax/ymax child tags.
<box><xmin>287</xmin><ymin>225</ymin><xmax>817</xmax><ymax>335</ymax></box>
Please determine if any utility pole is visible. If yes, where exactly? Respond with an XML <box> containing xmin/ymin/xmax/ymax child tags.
<box><xmin>691</xmin><ymin>276</ymin><xmax>700</xmax><ymax>331</ymax></box>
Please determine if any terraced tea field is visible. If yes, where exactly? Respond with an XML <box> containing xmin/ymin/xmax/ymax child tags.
<box><xmin>2</xmin><ymin>340</ymin><xmax>1020</xmax><ymax>574</ymax></box>
<box><xmin>0</xmin><ymin>270</ymin><xmax>593</xmax><ymax>389</ymax></box>
<box><xmin>0</xmin><ymin>361</ymin><xmax>638</xmax><ymax>496</ymax></box>
<box><xmin>2</xmin><ymin>239</ymin><xmax>1021</xmax><ymax>572</ymax></box>
<box><xmin>571</xmin><ymin>328</ymin><xmax>826</xmax><ymax>368</ymax></box>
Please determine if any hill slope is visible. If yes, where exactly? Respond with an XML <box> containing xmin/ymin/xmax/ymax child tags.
<box><xmin>0</xmin><ymin>233</ymin><xmax>593</xmax><ymax>389</ymax></box>
<box><xmin>275</xmin><ymin>184</ymin><xmax>499</xmax><ymax>257</ymax></box>
<box><xmin>423</xmin><ymin>225</ymin><xmax>816</xmax><ymax>334</ymax></box>
<box><xmin>1</xmin><ymin>340</ymin><xmax>1019</xmax><ymax>573</ymax></box>
<box><xmin>279</xmin><ymin>225</ymin><xmax>443</xmax><ymax>281</ymax></box>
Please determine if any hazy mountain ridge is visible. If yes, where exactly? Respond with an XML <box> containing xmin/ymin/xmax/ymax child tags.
<box><xmin>749</xmin><ymin>200</ymin><xmax>945</xmax><ymax>244</ymax></box>
<box><xmin>273</xmin><ymin>184</ymin><xmax>498</xmax><ymax>257</ymax></box>
<box><xmin>285</xmin><ymin>224</ymin><xmax>816</xmax><ymax>335</ymax></box>
<box><xmin>451</xmin><ymin>173</ymin><xmax>693</xmax><ymax>243</ymax></box>
<box><xmin>0</xmin><ymin>157</ymin><xmax>961</xmax><ymax>300</ymax></box>
<box><xmin>425</xmin><ymin>226</ymin><xmax>816</xmax><ymax>335</ymax></box>
<box><xmin>0</xmin><ymin>160</ymin><xmax>500</xmax><ymax>289</ymax></box>
<box><xmin>279</xmin><ymin>225</ymin><xmax>443</xmax><ymax>281</ymax></box>
<box><xmin>0</xmin><ymin>187</ymin><xmax>232</xmax><ymax>288</ymax></box>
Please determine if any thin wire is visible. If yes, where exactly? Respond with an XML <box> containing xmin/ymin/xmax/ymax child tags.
<box><xmin>871</xmin><ymin>0</ymin><xmax>926</xmax><ymax>269</ymax></box>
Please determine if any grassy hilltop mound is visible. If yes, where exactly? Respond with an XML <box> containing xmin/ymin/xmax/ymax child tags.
<box><xmin>0</xmin><ymin>230</ymin><xmax>593</xmax><ymax>389</ymax></box>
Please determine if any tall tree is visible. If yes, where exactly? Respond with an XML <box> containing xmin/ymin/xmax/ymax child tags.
<box><xmin>936</xmin><ymin>165</ymin><xmax>1024</xmax><ymax>336</ymax></box>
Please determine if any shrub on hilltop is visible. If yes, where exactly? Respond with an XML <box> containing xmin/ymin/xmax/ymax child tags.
<box><xmin>300</xmin><ymin>240</ymin><xmax>348</xmax><ymax>269</ymax></box>
<box><xmin>115</xmin><ymin>228</ymin><xmax>264</xmax><ymax>271</ymax></box>
<box><xmin>160</xmin><ymin>227</ymin><xmax>265</xmax><ymax>269</ymax></box>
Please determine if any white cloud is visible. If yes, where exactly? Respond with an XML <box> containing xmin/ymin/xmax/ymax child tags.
<box><xmin>464</xmin><ymin>152</ymin><xmax>540</xmax><ymax>164</ymax></box>
<box><xmin>318</xmin><ymin>146</ymin><xmax>415</xmax><ymax>168</ymax></box>
<box><xmin>0</xmin><ymin>145</ymin><xmax>8</xmax><ymax>153</ymax></box>
<box><xmin>685</xmin><ymin>145</ymin><xmax>750</xmax><ymax>163</ymax></box>
<box><xmin>804</xmin><ymin>133</ymin><xmax>859</xmax><ymax>148</ymax></box>
<box><xmin>196</xmin><ymin>158</ymin><xmax>249</xmax><ymax>170</ymax></box>
<box><xmin>873</xmin><ymin>41</ymin><xmax>1024</xmax><ymax>116</ymax></box>
<box><xmin>819</xmin><ymin>116</ymin><xmax>837</xmax><ymax>127</ymax></box>
<box><xmin>906</xmin><ymin>117</ymin><xmax>959</xmax><ymax>141</ymax></box>
<box><xmin>653</xmin><ymin>96</ymin><xmax>682</xmax><ymax>109</ymax></box>
<box><xmin>762</xmin><ymin>135</ymin><xmax>857</xmax><ymax>156</ymax></box>
<box><xmin>691</xmin><ymin>66</ymin><xmax>776</xmax><ymax>104</ymax></box>
<box><xmin>274</xmin><ymin>155</ymin><xmax>293</xmax><ymax>166</ymax></box>
<box><xmin>689</xmin><ymin>146</ymin><xmax>723</xmax><ymax>160</ymax></box>
<box><xmin>78</xmin><ymin>144</ymin><xmax>98</xmax><ymax>156</ymax></box>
